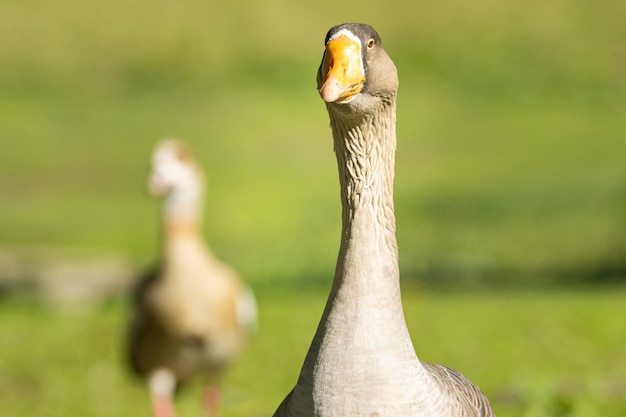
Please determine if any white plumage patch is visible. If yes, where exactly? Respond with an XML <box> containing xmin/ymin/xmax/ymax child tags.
<box><xmin>148</xmin><ymin>367</ymin><xmax>176</xmax><ymax>396</ymax></box>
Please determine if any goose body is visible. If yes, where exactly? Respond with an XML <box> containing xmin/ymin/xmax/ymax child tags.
<box><xmin>273</xmin><ymin>23</ymin><xmax>494</xmax><ymax>417</ymax></box>
<box><xmin>128</xmin><ymin>139</ymin><xmax>256</xmax><ymax>417</ymax></box>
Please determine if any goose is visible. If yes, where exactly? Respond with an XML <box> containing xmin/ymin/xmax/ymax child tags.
<box><xmin>127</xmin><ymin>139</ymin><xmax>257</xmax><ymax>417</ymax></box>
<box><xmin>273</xmin><ymin>23</ymin><xmax>494</xmax><ymax>417</ymax></box>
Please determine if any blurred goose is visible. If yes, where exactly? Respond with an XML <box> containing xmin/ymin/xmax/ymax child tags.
<box><xmin>128</xmin><ymin>139</ymin><xmax>257</xmax><ymax>417</ymax></box>
<box><xmin>273</xmin><ymin>23</ymin><xmax>494</xmax><ymax>417</ymax></box>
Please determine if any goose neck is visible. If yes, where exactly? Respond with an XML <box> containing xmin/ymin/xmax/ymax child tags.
<box><xmin>329</xmin><ymin>100</ymin><xmax>399</xmax><ymax>285</ymax></box>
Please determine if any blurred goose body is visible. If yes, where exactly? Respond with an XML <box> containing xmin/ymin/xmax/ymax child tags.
<box><xmin>273</xmin><ymin>23</ymin><xmax>494</xmax><ymax>417</ymax></box>
<box><xmin>128</xmin><ymin>139</ymin><xmax>256</xmax><ymax>417</ymax></box>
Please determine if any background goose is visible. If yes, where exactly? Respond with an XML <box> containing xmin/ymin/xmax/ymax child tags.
<box><xmin>273</xmin><ymin>23</ymin><xmax>494</xmax><ymax>417</ymax></box>
<box><xmin>127</xmin><ymin>139</ymin><xmax>257</xmax><ymax>417</ymax></box>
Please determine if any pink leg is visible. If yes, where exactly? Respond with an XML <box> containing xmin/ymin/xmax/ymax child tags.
<box><xmin>201</xmin><ymin>384</ymin><xmax>222</xmax><ymax>417</ymax></box>
<box><xmin>151</xmin><ymin>393</ymin><xmax>177</xmax><ymax>417</ymax></box>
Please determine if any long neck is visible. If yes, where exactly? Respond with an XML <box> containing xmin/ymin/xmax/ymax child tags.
<box><xmin>161</xmin><ymin>189</ymin><xmax>207</xmax><ymax>265</ymax></box>
<box><xmin>319</xmin><ymin>98</ymin><xmax>406</xmax><ymax>354</ymax></box>
<box><xmin>330</xmin><ymin>99</ymin><xmax>399</xmax><ymax>296</ymax></box>
<box><xmin>287</xmin><ymin>97</ymin><xmax>430</xmax><ymax>411</ymax></box>
<box><xmin>284</xmin><ymin>98</ymin><xmax>436</xmax><ymax>416</ymax></box>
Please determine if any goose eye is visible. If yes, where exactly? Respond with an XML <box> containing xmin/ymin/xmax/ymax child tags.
<box><xmin>367</xmin><ymin>39</ymin><xmax>375</xmax><ymax>49</ymax></box>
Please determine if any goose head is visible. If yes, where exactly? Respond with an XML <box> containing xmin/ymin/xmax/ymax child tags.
<box><xmin>148</xmin><ymin>139</ymin><xmax>205</xmax><ymax>208</ymax></box>
<box><xmin>317</xmin><ymin>23</ymin><xmax>398</xmax><ymax>115</ymax></box>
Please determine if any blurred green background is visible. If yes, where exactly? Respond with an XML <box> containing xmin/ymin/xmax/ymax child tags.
<box><xmin>0</xmin><ymin>0</ymin><xmax>625</xmax><ymax>416</ymax></box>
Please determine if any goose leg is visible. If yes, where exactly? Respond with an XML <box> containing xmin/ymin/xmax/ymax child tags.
<box><xmin>149</xmin><ymin>368</ymin><xmax>177</xmax><ymax>417</ymax></box>
<box><xmin>151</xmin><ymin>394</ymin><xmax>176</xmax><ymax>417</ymax></box>
<box><xmin>201</xmin><ymin>384</ymin><xmax>222</xmax><ymax>417</ymax></box>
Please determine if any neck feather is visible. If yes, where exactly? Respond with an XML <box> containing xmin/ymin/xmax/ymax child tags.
<box><xmin>162</xmin><ymin>192</ymin><xmax>206</xmax><ymax>261</ymax></box>
<box><xmin>287</xmin><ymin>98</ymin><xmax>431</xmax><ymax>410</ymax></box>
<box><xmin>330</xmin><ymin>99</ymin><xmax>399</xmax><ymax>288</ymax></box>
<box><xmin>163</xmin><ymin>189</ymin><xmax>204</xmax><ymax>230</ymax></box>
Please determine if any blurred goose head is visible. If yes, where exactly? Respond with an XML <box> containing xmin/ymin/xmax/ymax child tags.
<box><xmin>148</xmin><ymin>139</ymin><xmax>205</xmax><ymax>219</ymax></box>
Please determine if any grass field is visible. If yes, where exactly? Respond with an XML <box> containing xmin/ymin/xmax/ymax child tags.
<box><xmin>0</xmin><ymin>288</ymin><xmax>625</xmax><ymax>417</ymax></box>
<box><xmin>0</xmin><ymin>0</ymin><xmax>625</xmax><ymax>415</ymax></box>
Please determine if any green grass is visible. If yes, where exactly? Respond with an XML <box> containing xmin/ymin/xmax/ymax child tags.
<box><xmin>0</xmin><ymin>288</ymin><xmax>625</xmax><ymax>417</ymax></box>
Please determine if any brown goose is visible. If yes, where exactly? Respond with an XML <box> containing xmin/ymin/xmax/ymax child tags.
<box><xmin>127</xmin><ymin>139</ymin><xmax>257</xmax><ymax>417</ymax></box>
<box><xmin>273</xmin><ymin>23</ymin><xmax>494</xmax><ymax>417</ymax></box>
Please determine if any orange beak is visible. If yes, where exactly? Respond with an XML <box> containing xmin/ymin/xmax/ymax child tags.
<box><xmin>318</xmin><ymin>35</ymin><xmax>365</xmax><ymax>103</ymax></box>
